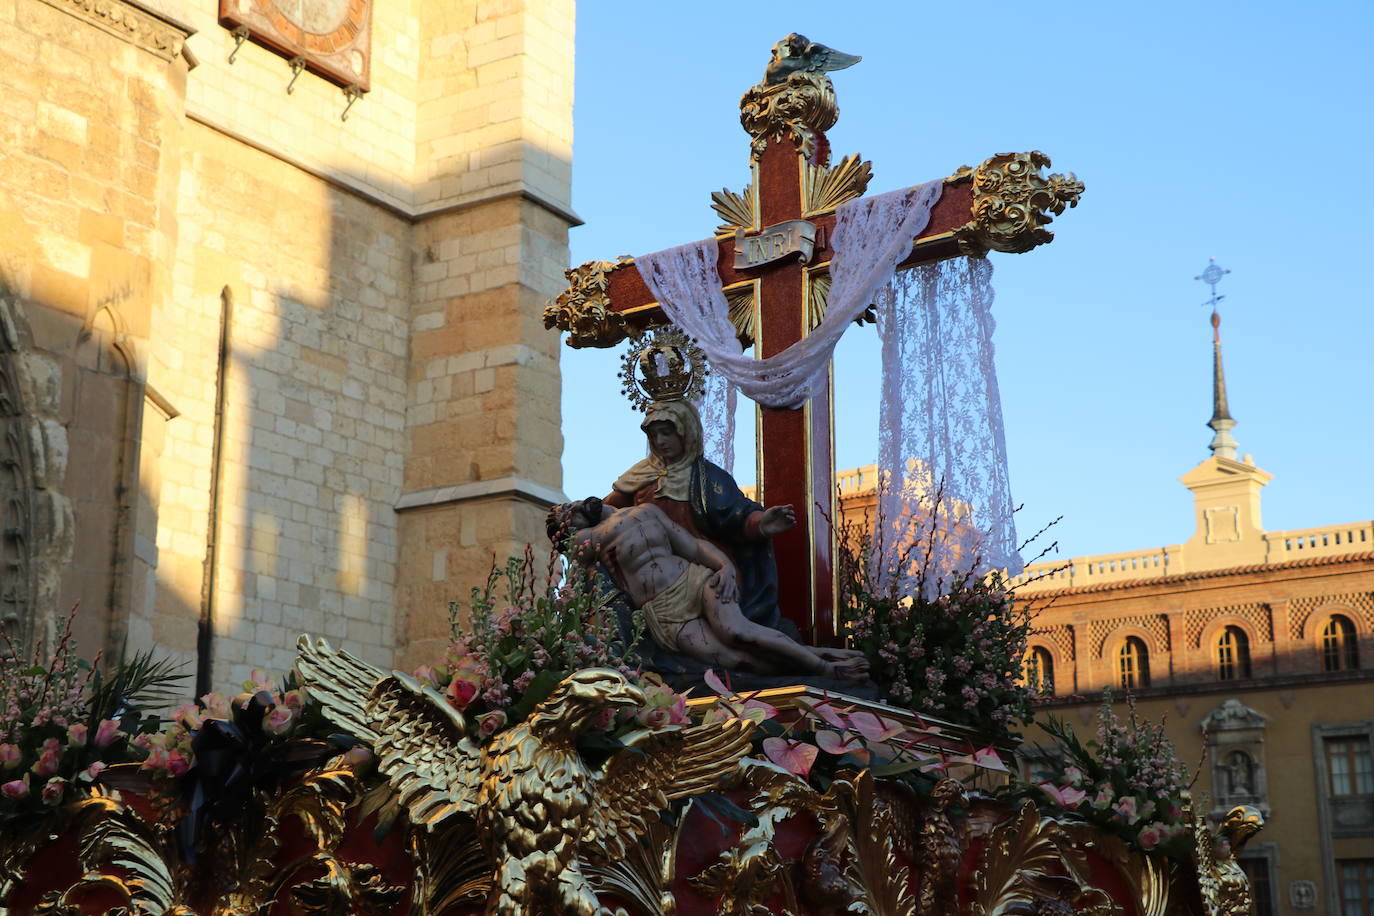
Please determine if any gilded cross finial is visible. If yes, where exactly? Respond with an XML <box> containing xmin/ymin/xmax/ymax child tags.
<box><xmin>1195</xmin><ymin>259</ymin><xmax>1237</xmax><ymax>458</ymax></box>
<box><xmin>1195</xmin><ymin>257</ymin><xmax>1231</xmax><ymax>330</ymax></box>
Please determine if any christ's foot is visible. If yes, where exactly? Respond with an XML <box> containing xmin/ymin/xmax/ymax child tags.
<box><xmin>822</xmin><ymin>657</ymin><xmax>871</xmax><ymax>681</ymax></box>
<box><xmin>816</xmin><ymin>646</ymin><xmax>867</xmax><ymax>663</ymax></box>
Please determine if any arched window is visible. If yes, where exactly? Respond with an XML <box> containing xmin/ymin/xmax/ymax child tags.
<box><xmin>1118</xmin><ymin>637</ymin><xmax>1150</xmax><ymax>689</ymax></box>
<box><xmin>1216</xmin><ymin>626</ymin><xmax>1252</xmax><ymax>680</ymax></box>
<box><xmin>1321</xmin><ymin>615</ymin><xmax>1359</xmax><ymax>672</ymax></box>
<box><xmin>1023</xmin><ymin>647</ymin><xmax>1055</xmax><ymax>696</ymax></box>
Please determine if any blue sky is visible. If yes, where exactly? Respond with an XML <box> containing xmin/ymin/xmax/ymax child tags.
<box><xmin>558</xmin><ymin>0</ymin><xmax>1373</xmax><ymax>561</ymax></box>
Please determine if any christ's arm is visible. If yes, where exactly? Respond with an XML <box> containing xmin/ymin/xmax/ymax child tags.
<box><xmin>661</xmin><ymin>512</ymin><xmax>739</xmax><ymax>604</ymax></box>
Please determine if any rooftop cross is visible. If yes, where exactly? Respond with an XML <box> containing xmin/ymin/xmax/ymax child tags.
<box><xmin>1196</xmin><ymin>259</ymin><xmax>1238</xmax><ymax>458</ymax></box>
<box><xmin>1196</xmin><ymin>257</ymin><xmax>1231</xmax><ymax>322</ymax></box>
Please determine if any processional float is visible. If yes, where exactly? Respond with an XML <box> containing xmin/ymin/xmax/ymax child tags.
<box><xmin>1</xmin><ymin>36</ymin><xmax>1262</xmax><ymax>916</ymax></box>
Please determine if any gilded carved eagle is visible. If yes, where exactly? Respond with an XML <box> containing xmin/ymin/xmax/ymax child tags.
<box><xmin>1194</xmin><ymin>803</ymin><xmax>1265</xmax><ymax>916</ymax></box>
<box><xmin>294</xmin><ymin>637</ymin><xmax>755</xmax><ymax>916</ymax></box>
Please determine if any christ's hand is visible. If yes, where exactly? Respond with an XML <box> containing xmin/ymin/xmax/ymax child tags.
<box><xmin>709</xmin><ymin>567</ymin><xmax>739</xmax><ymax>604</ymax></box>
<box><xmin>759</xmin><ymin>504</ymin><xmax>796</xmax><ymax>537</ymax></box>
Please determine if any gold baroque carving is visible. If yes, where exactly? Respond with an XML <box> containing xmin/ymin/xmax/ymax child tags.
<box><xmin>803</xmin><ymin>154</ymin><xmax>873</xmax><ymax>216</ymax></box>
<box><xmin>725</xmin><ymin>282</ymin><xmax>757</xmax><ymax>345</ymax></box>
<box><xmin>34</xmin><ymin>788</ymin><xmax>191</xmax><ymax>915</ymax></box>
<box><xmin>690</xmin><ymin>761</ymin><xmax>921</xmax><ymax>916</ymax></box>
<box><xmin>712</xmin><ymin>184</ymin><xmax>757</xmax><ymax>234</ymax></box>
<box><xmin>543</xmin><ymin>257</ymin><xmax>635</xmax><ymax>349</ymax></box>
<box><xmin>969</xmin><ymin>800</ymin><xmax>1119</xmax><ymax>916</ymax></box>
<box><xmin>296</xmin><ymin>639</ymin><xmax>755</xmax><ymax>915</ymax></box>
<box><xmin>28</xmin><ymin>764</ymin><xmax>399</xmax><ymax>916</ymax></box>
<box><xmin>1059</xmin><ymin>823</ymin><xmax>1175</xmax><ymax>916</ymax></box>
<box><xmin>36</xmin><ymin>0</ymin><xmax>189</xmax><ymax>61</ymax></box>
<box><xmin>739</xmin><ymin>70</ymin><xmax>839</xmax><ymax>163</ymax></box>
<box><xmin>584</xmin><ymin>813</ymin><xmax>682</xmax><ymax>916</ymax></box>
<box><xmin>949</xmin><ymin>152</ymin><xmax>1083</xmax><ymax>256</ymax></box>
<box><xmin>806</xmin><ymin>270</ymin><xmax>831</xmax><ymax>333</ymax></box>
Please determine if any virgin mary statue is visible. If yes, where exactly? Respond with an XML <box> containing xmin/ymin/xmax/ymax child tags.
<box><xmin>604</xmin><ymin>399</ymin><xmax>796</xmax><ymax>637</ymax></box>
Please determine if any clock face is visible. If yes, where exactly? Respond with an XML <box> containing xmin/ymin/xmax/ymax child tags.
<box><xmin>270</xmin><ymin>0</ymin><xmax>350</xmax><ymax>35</ymax></box>
<box><xmin>221</xmin><ymin>0</ymin><xmax>372</xmax><ymax>90</ymax></box>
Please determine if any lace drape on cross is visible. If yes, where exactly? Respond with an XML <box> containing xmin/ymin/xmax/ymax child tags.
<box><xmin>637</xmin><ymin>182</ymin><xmax>1021</xmax><ymax>598</ymax></box>
<box><xmin>875</xmin><ymin>258</ymin><xmax>1022</xmax><ymax>597</ymax></box>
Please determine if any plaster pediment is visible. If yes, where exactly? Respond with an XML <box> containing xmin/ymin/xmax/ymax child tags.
<box><xmin>1200</xmin><ymin>697</ymin><xmax>1270</xmax><ymax>731</ymax></box>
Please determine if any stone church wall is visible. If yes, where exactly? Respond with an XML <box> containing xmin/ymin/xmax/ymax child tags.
<box><xmin>156</xmin><ymin>122</ymin><xmax>413</xmax><ymax>684</ymax></box>
<box><xmin>0</xmin><ymin>0</ymin><xmax>573</xmax><ymax>689</ymax></box>
<box><xmin>0</xmin><ymin>0</ymin><xmax>192</xmax><ymax>657</ymax></box>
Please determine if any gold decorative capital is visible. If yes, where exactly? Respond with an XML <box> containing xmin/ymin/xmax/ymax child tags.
<box><xmin>949</xmin><ymin>151</ymin><xmax>1084</xmax><ymax>256</ymax></box>
<box><xmin>739</xmin><ymin>70</ymin><xmax>839</xmax><ymax>163</ymax></box>
<box><xmin>37</xmin><ymin>0</ymin><xmax>192</xmax><ymax>61</ymax></box>
<box><xmin>544</xmin><ymin>257</ymin><xmax>635</xmax><ymax>349</ymax></box>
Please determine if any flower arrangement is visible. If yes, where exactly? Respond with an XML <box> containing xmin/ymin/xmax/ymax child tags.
<box><xmin>146</xmin><ymin>668</ymin><xmax>316</xmax><ymax>775</ymax></box>
<box><xmin>0</xmin><ymin>607</ymin><xmax>184</xmax><ymax>823</ymax></box>
<box><xmin>1027</xmin><ymin>691</ymin><xmax>1197</xmax><ymax>856</ymax></box>
<box><xmin>834</xmin><ymin>487</ymin><xmax>1038</xmax><ymax>736</ymax></box>
<box><xmin>419</xmin><ymin>550</ymin><xmax>683</xmax><ymax>739</ymax></box>
<box><xmin>698</xmin><ymin>670</ymin><xmax>1009</xmax><ymax>796</ymax></box>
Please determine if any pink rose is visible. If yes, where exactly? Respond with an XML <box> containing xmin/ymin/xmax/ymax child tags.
<box><xmin>41</xmin><ymin>737</ymin><xmax>60</xmax><ymax>753</ymax></box>
<box><xmin>477</xmin><ymin>711</ymin><xmax>507</xmax><ymax>738</ymax></box>
<box><xmin>174</xmin><ymin>704</ymin><xmax>204</xmax><ymax>731</ymax></box>
<box><xmin>82</xmin><ymin>761</ymin><xmax>107</xmax><ymax>782</ymax></box>
<box><xmin>93</xmin><ymin>719</ymin><xmax>122</xmax><ymax>748</ymax></box>
<box><xmin>41</xmin><ymin>777</ymin><xmax>66</xmax><ymax>806</ymax></box>
<box><xmin>30</xmin><ymin>748</ymin><xmax>60</xmax><ymax>778</ymax></box>
<box><xmin>200</xmin><ymin>693</ymin><xmax>232</xmax><ymax>721</ymax></box>
<box><xmin>1112</xmin><ymin>796</ymin><xmax>1140</xmax><ymax>824</ymax></box>
<box><xmin>164</xmin><ymin>751</ymin><xmax>190</xmax><ymax>778</ymax></box>
<box><xmin>244</xmin><ymin>669</ymin><xmax>273</xmax><ymax>692</ymax></box>
<box><xmin>142</xmin><ymin>748</ymin><xmax>169</xmax><ymax>772</ymax></box>
<box><xmin>448</xmin><ymin>675</ymin><xmax>478</xmax><ymax>709</ymax></box>
<box><xmin>2</xmin><ymin>777</ymin><xmax>30</xmax><ymax>800</ymax></box>
<box><xmin>264</xmin><ymin>706</ymin><xmax>296</xmax><ymax>736</ymax></box>
<box><xmin>282</xmin><ymin>689</ymin><xmax>308</xmax><ymax>711</ymax></box>
<box><xmin>0</xmin><ymin>744</ymin><xmax>20</xmax><ymax>770</ymax></box>
<box><xmin>1137</xmin><ymin>821</ymin><xmax>1166</xmax><ymax>850</ymax></box>
<box><xmin>637</xmin><ymin>707</ymin><xmax>670</xmax><ymax>730</ymax></box>
<box><xmin>1062</xmin><ymin>766</ymin><xmax>1084</xmax><ymax>786</ymax></box>
<box><xmin>66</xmin><ymin>723</ymin><xmax>88</xmax><ymax>747</ymax></box>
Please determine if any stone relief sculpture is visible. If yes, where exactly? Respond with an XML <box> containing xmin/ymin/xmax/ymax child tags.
<box><xmin>1201</xmin><ymin>699</ymin><xmax>1270</xmax><ymax>816</ymax></box>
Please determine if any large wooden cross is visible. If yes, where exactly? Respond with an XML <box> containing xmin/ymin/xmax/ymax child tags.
<box><xmin>546</xmin><ymin>41</ymin><xmax>1082</xmax><ymax>645</ymax></box>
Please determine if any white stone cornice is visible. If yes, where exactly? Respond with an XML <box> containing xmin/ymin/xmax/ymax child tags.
<box><xmin>36</xmin><ymin>0</ymin><xmax>194</xmax><ymax>61</ymax></box>
<box><xmin>395</xmin><ymin>477</ymin><xmax>567</xmax><ymax>513</ymax></box>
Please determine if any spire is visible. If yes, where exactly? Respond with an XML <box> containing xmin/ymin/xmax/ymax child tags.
<box><xmin>1195</xmin><ymin>258</ymin><xmax>1236</xmax><ymax>459</ymax></box>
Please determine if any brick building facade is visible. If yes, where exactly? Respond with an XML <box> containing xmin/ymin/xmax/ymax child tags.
<box><xmin>822</xmin><ymin>312</ymin><xmax>1374</xmax><ymax>914</ymax></box>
